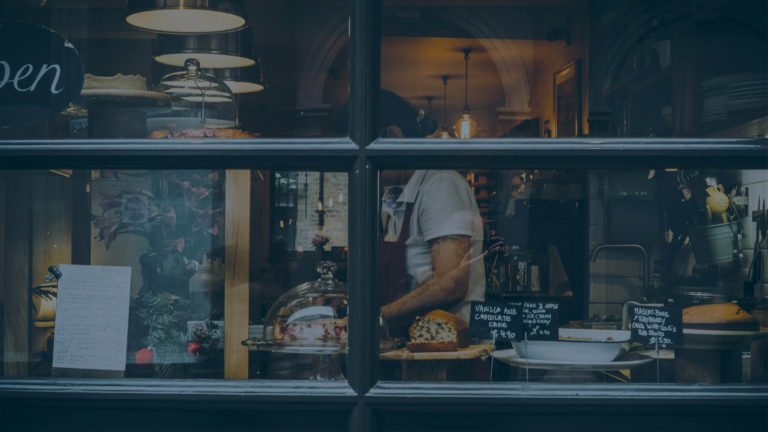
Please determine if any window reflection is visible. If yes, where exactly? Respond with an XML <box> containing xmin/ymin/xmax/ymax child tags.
<box><xmin>0</xmin><ymin>0</ymin><xmax>349</xmax><ymax>139</ymax></box>
<box><xmin>381</xmin><ymin>0</ymin><xmax>767</xmax><ymax>138</ymax></box>
<box><xmin>0</xmin><ymin>169</ymin><xmax>348</xmax><ymax>380</ymax></box>
<box><xmin>379</xmin><ymin>168</ymin><xmax>768</xmax><ymax>384</ymax></box>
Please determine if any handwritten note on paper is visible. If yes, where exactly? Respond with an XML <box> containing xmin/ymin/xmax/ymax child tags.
<box><xmin>52</xmin><ymin>264</ymin><xmax>132</xmax><ymax>371</ymax></box>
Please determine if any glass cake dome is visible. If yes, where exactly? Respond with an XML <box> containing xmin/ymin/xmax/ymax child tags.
<box><xmin>259</xmin><ymin>261</ymin><xmax>348</xmax><ymax>353</ymax></box>
<box><xmin>149</xmin><ymin>58</ymin><xmax>238</xmax><ymax>130</ymax></box>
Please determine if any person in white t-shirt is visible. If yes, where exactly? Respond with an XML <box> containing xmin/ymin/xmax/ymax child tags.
<box><xmin>379</xmin><ymin>170</ymin><xmax>485</xmax><ymax>328</ymax></box>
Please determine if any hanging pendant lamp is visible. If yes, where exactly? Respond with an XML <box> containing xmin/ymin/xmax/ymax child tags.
<box><xmin>216</xmin><ymin>58</ymin><xmax>266</xmax><ymax>94</ymax></box>
<box><xmin>431</xmin><ymin>75</ymin><xmax>453</xmax><ymax>139</ymax></box>
<box><xmin>154</xmin><ymin>31</ymin><xmax>255</xmax><ymax>69</ymax></box>
<box><xmin>126</xmin><ymin>0</ymin><xmax>247</xmax><ymax>35</ymax></box>
<box><xmin>453</xmin><ymin>48</ymin><xmax>478</xmax><ymax>139</ymax></box>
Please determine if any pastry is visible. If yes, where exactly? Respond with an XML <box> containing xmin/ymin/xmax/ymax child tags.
<box><xmin>149</xmin><ymin>128</ymin><xmax>259</xmax><ymax>139</ymax></box>
<box><xmin>273</xmin><ymin>316</ymin><xmax>348</xmax><ymax>344</ymax></box>
<box><xmin>406</xmin><ymin>309</ymin><xmax>469</xmax><ymax>352</ymax></box>
<box><xmin>683</xmin><ymin>303</ymin><xmax>759</xmax><ymax>331</ymax></box>
<box><xmin>83</xmin><ymin>73</ymin><xmax>147</xmax><ymax>91</ymax></box>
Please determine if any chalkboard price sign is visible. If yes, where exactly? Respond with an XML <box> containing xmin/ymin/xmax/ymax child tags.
<box><xmin>0</xmin><ymin>21</ymin><xmax>84</xmax><ymax>127</ymax></box>
<box><xmin>630</xmin><ymin>305</ymin><xmax>682</xmax><ymax>347</ymax></box>
<box><xmin>469</xmin><ymin>301</ymin><xmax>522</xmax><ymax>342</ymax></box>
<box><xmin>519</xmin><ymin>300</ymin><xmax>559</xmax><ymax>341</ymax></box>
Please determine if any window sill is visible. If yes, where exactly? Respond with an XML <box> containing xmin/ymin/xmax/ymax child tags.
<box><xmin>367</xmin><ymin>381</ymin><xmax>768</xmax><ymax>407</ymax></box>
<box><xmin>0</xmin><ymin>378</ymin><xmax>357</xmax><ymax>405</ymax></box>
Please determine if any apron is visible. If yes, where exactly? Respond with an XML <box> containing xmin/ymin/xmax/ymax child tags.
<box><xmin>379</xmin><ymin>202</ymin><xmax>414</xmax><ymax>307</ymax></box>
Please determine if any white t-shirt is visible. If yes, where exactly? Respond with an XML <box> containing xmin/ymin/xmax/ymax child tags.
<box><xmin>381</xmin><ymin>170</ymin><xmax>486</xmax><ymax>321</ymax></box>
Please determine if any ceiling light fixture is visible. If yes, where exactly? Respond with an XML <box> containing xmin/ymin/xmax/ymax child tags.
<box><xmin>154</xmin><ymin>32</ymin><xmax>255</xmax><ymax>69</ymax></box>
<box><xmin>424</xmin><ymin>96</ymin><xmax>434</xmax><ymax>117</ymax></box>
<box><xmin>216</xmin><ymin>59</ymin><xmax>267</xmax><ymax>94</ymax></box>
<box><xmin>454</xmin><ymin>48</ymin><xmax>478</xmax><ymax>139</ymax></box>
<box><xmin>433</xmin><ymin>75</ymin><xmax>452</xmax><ymax>139</ymax></box>
<box><xmin>125</xmin><ymin>0</ymin><xmax>247</xmax><ymax>35</ymax></box>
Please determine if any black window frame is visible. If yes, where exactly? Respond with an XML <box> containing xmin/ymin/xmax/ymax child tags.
<box><xmin>1</xmin><ymin>0</ymin><xmax>767</xmax><ymax>430</ymax></box>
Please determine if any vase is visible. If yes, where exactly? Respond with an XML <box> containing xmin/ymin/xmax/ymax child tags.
<box><xmin>140</xmin><ymin>250</ymin><xmax>192</xmax><ymax>296</ymax></box>
<box><xmin>152</xmin><ymin>346</ymin><xmax>188</xmax><ymax>379</ymax></box>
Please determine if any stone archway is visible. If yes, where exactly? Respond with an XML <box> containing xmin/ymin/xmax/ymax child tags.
<box><xmin>436</xmin><ymin>7</ymin><xmax>533</xmax><ymax>117</ymax></box>
<box><xmin>295</xmin><ymin>15</ymin><xmax>348</xmax><ymax>112</ymax></box>
<box><xmin>295</xmin><ymin>9</ymin><xmax>535</xmax><ymax>120</ymax></box>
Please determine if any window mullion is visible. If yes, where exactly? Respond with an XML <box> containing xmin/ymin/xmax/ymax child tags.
<box><xmin>349</xmin><ymin>0</ymin><xmax>381</xmax><ymax>147</ymax></box>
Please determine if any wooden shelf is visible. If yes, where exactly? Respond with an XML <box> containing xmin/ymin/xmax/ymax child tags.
<box><xmin>32</xmin><ymin>321</ymin><xmax>55</xmax><ymax>328</ymax></box>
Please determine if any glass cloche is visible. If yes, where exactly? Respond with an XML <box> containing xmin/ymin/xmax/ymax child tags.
<box><xmin>149</xmin><ymin>58</ymin><xmax>238</xmax><ymax>131</ymax></box>
<box><xmin>254</xmin><ymin>261</ymin><xmax>348</xmax><ymax>354</ymax></box>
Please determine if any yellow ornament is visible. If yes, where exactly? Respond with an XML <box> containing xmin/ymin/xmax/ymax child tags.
<box><xmin>705</xmin><ymin>184</ymin><xmax>729</xmax><ymax>224</ymax></box>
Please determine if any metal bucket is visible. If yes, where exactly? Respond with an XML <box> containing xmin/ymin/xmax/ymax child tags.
<box><xmin>688</xmin><ymin>222</ymin><xmax>737</xmax><ymax>265</ymax></box>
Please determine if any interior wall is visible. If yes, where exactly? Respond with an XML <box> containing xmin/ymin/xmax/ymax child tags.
<box><xmin>0</xmin><ymin>172</ymin><xmax>5</xmax><ymax>376</ymax></box>
<box><xmin>528</xmin><ymin>0</ymin><xmax>589</xmax><ymax>137</ymax></box>
<box><xmin>89</xmin><ymin>172</ymin><xmax>151</xmax><ymax>296</ymax></box>
<box><xmin>0</xmin><ymin>172</ymin><xmax>5</xmax><ymax>306</ymax></box>
<box><xmin>740</xmin><ymin>170</ymin><xmax>768</xmax><ymax>298</ymax></box>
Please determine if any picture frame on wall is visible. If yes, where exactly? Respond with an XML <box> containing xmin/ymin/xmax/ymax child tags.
<box><xmin>553</xmin><ymin>60</ymin><xmax>581</xmax><ymax>138</ymax></box>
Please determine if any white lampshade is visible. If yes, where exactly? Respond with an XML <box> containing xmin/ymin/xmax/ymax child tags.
<box><xmin>126</xmin><ymin>1</ymin><xmax>246</xmax><ymax>34</ymax></box>
<box><xmin>223</xmin><ymin>81</ymin><xmax>265</xmax><ymax>93</ymax></box>
<box><xmin>155</xmin><ymin>52</ymin><xmax>255</xmax><ymax>69</ymax></box>
<box><xmin>216</xmin><ymin>63</ymin><xmax>266</xmax><ymax>94</ymax></box>
<box><xmin>154</xmin><ymin>32</ymin><xmax>255</xmax><ymax>69</ymax></box>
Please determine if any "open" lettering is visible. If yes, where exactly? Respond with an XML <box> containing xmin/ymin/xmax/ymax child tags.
<box><xmin>0</xmin><ymin>61</ymin><xmax>64</xmax><ymax>94</ymax></box>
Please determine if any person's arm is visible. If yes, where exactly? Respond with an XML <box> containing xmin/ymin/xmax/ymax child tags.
<box><xmin>380</xmin><ymin>235</ymin><xmax>471</xmax><ymax>322</ymax></box>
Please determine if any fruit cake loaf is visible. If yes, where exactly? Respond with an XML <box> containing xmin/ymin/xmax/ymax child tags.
<box><xmin>683</xmin><ymin>302</ymin><xmax>759</xmax><ymax>331</ymax></box>
<box><xmin>406</xmin><ymin>309</ymin><xmax>469</xmax><ymax>352</ymax></box>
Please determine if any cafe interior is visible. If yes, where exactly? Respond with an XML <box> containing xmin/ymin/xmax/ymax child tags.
<box><xmin>0</xmin><ymin>0</ymin><xmax>767</xmax><ymax>388</ymax></box>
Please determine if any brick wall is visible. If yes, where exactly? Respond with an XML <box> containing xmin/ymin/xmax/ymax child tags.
<box><xmin>295</xmin><ymin>172</ymin><xmax>348</xmax><ymax>250</ymax></box>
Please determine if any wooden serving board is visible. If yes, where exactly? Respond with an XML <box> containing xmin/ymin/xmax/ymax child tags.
<box><xmin>380</xmin><ymin>344</ymin><xmax>494</xmax><ymax>361</ymax></box>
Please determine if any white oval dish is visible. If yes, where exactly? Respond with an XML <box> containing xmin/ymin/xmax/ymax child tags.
<box><xmin>512</xmin><ymin>329</ymin><xmax>631</xmax><ymax>362</ymax></box>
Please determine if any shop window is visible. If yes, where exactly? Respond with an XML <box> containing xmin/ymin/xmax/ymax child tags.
<box><xmin>378</xmin><ymin>168</ymin><xmax>768</xmax><ymax>384</ymax></box>
<box><xmin>0</xmin><ymin>1</ymin><xmax>349</xmax><ymax>139</ymax></box>
<box><xmin>379</xmin><ymin>0</ymin><xmax>767</xmax><ymax>139</ymax></box>
<box><xmin>0</xmin><ymin>169</ymin><xmax>349</xmax><ymax>380</ymax></box>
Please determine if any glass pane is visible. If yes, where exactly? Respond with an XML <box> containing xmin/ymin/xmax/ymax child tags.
<box><xmin>378</xmin><ymin>168</ymin><xmax>768</xmax><ymax>384</ymax></box>
<box><xmin>0</xmin><ymin>0</ymin><xmax>348</xmax><ymax>139</ymax></box>
<box><xmin>0</xmin><ymin>169</ymin><xmax>349</xmax><ymax>380</ymax></box>
<box><xmin>380</xmin><ymin>0</ymin><xmax>767</xmax><ymax>139</ymax></box>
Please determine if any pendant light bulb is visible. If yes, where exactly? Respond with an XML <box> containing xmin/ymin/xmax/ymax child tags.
<box><xmin>456</xmin><ymin>113</ymin><xmax>477</xmax><ymax>139</ymax></box>
<box><xmin>453</xmin><ymin>48</ymin><xmax>477</xmax><ymax>139</ymax></box>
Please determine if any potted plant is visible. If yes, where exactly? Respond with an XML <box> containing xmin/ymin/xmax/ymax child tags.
<box><xmin>91</xmin><ymin>170</ymin><xmax>225</xmax><ymax>377</ymax></box>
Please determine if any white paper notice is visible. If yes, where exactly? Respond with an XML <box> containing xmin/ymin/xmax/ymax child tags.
<box><xmin>52</xmin><ymin>264</ymin><xmax>132</xmax><ymax>371</ymax></box>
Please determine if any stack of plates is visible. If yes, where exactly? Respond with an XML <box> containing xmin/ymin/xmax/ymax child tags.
<box><xmin>701</xmin><ymin>73</ymin><xmax>767</xmax><ymax>122</ymax></box>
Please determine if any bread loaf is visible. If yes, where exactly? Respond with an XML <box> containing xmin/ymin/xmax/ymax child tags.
<box><xmin>406</xmin><ymin>309</ymin><xmax>469</xmax><ymax>352</ymax></box>
<box><xmin>683</xmin><ymin>303</ymin><xmax>759</xmax><ymax>331</ymax></box>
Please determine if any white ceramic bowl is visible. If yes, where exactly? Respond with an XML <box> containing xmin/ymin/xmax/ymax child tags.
<box><xmin>512</xmin><ymin>329</ymin><xmax>631</xmax><ymax>362</ymax></box>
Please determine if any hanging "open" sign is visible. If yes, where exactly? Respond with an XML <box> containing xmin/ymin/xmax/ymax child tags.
<box><xmin>0</xmin><ymin>21</ymin><xmax>84</xmax><ymax>128</ymax></box>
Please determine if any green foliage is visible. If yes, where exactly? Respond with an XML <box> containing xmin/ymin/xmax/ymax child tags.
<box><xmin>138</xmin><ymin>291</ymin><xmax>189</xmax><ymax>349</ymax></box>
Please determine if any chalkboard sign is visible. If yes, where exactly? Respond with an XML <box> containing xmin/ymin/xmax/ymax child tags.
<box><xmin>507</xmin><ymin>300</ymin><xmax>560</xmax><ymax>341</ymax></box>
<box><xmin>469</xmin><ymin>301</ymin><xmax>522</xmax><ymax>341</ymax></box>
<box><xmin>0</xmin><ymin>21</ymin><xmax>84</xmax><ymax>127</ymax></box>
<box><xmin>630</xmin><ymin>305</ymin><xmax>682</xmax><ymax>347</ymax></box>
